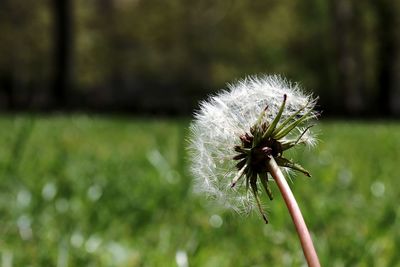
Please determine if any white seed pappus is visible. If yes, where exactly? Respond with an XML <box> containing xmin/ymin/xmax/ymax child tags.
<box><xmin>188</xmin><ymin>75</ymin><xmax>317</xmax><ymax>214</ymax></box>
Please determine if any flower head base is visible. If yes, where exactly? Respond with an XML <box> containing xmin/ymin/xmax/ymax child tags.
<box><xmin>231</xmin><ymin>94</ymin><xmax>316</xmax><ymax>222</ymax></box>
<box><xmin>189</xmin><ymin>75</ymin><xmax>318</xmax><ymax>223</ymax></box>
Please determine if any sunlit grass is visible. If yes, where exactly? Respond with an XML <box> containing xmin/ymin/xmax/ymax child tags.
<box><xmin>0</xmin><ymin>115</ymin><xmax>399</xmax><ymax>266</ymax></box>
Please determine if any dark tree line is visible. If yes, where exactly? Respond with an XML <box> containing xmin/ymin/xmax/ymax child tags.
<box><xmin>0</xmin><ymin>0</ymin><xmax>400</xmax><ymax>116</ymax></box>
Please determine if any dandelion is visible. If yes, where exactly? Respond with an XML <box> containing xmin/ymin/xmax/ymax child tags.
<box><xmin>189</xmin><ymin>75</ymin><xmax>317</xmax><ymax>217</ymax></box>
<box><xmin>189</xmin><ymin>75</ymin><xmax>320</xmax><ymax>267</ymax></box>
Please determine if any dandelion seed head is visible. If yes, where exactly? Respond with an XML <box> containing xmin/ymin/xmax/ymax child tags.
<box><xmin>189</xmin><ymin>74</ymin><xmax>318</xmax><ymax>214</ymax></box>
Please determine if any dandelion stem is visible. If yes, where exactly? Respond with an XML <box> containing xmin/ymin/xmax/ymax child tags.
<box><xmin>267</xmin><ymin>157</ymin><xmax>320</xmax><ymax>267</ymax></box>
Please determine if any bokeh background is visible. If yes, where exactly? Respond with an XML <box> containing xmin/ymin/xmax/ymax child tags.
<box><xmin>1</xmin><ymin>0</ymin><xmax>400</xmax><ymax>266</ymax></box>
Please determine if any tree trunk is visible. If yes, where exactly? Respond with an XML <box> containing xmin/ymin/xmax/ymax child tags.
<box><xmin>390</xmin><ymin>27</ymin><xmax>400</xmax><ymax>115</ymax></box>
<box><xmin>51</xmin><ymin>0</ymin><xmax>73</xmax><ymax>108</ymax></box>
<box><xmin>374</xmin><ymin>0</ymin><xmax>400</xmax><ymax>116</ymax></box>
<box><xmin>1</xmin><ymin>72</ymin><xmax>15</xmax><ymax>110</ymax></box>
<box><xmin>331</xmin><ymin>0</ymin><xmax>364</xmax><ymax>115</ymax></box>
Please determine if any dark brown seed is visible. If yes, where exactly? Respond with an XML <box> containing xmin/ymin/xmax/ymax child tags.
<box><xmin>235</xmin><ymin>159</ymin><xmax>246</xmax><ymax>169</ymax></box>
<box><xmin>234</xmin><ymin>146</ymin><xmax>242</xmax><ymax>152</ymax></box>
<box><xmin>233</xmin><ymin>153</ymin><xmax>246</xmax><ymax>160</ymax></box>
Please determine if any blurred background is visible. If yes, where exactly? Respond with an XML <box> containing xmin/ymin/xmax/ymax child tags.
<box><xmin>1</xmin><ymin>0</ymin><xmax>400</xmax><ymax>116</ymax></box>
<box><xmin>1</xmin><ymin>0</ymin><xmax>400</xmax><ymax>266</ymax></box>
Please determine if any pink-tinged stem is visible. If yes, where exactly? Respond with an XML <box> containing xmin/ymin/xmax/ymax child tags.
<box><xmin>267</xmin><ymin>157</ymin><xmax>321</xmax><ymax>267</ymax></box>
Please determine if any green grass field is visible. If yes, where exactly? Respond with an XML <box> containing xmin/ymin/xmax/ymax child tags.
<box><xmin>0</xmin><ymin>115</ymin><xmax>399</xmax><ymax>266</ymax></box>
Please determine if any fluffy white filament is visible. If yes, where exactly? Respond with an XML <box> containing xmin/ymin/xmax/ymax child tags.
<box><xmin>188</xmin><ymin>75</ymin><xmax>317</xmax><ymax>214</ymax></box>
